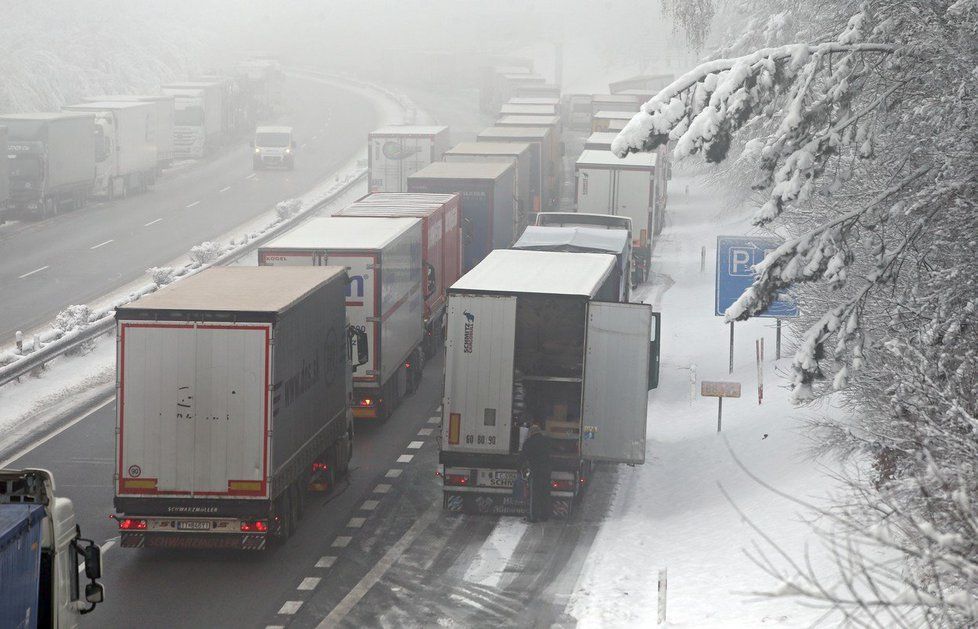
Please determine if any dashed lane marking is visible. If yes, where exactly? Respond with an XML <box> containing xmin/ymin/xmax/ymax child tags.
<box><xmin>278</xmin><ymin>601</ymin><xmax>303</xmax><ymax>615</ymax></box>
<box><xmin>18</xmin><ymin>266</ymin><xmax>49</xmax><ymax>279</ymax></box>
<box><xmin>219</xmin><ymin>186</ymin><xmax>231</xmax><ymax>193</ymax></box>
<box><xmin>385</xmin><ymin>468</ymin><xmax>403</xmax><ymax>478</ymax></box>
<box><xmin>417</xmin><ymin>428</ymin><xmax>433</xmax><ymax>436</ymax></box>
<box><xmin>332</xmin><ymin>536</ymin><xmax>352</xmax><ymax>548</ymax></box>
<box><xmin>427</xmin><ymin>416</ymin><xmax>440</xmax><ymax>424</ymax></box>
<box><xmin>397</xmin><ymin>454</ymin><xmax>414</xmax><ymax>463</ymax></box>
<box><xmin>347</xmin><ymin>517</ymin><xmax>366</xmax><ymax>528</ymax></box>
<box><xmin>245</xmin><ymin>173</ymin><xmax>257</xmax><ymax>180</ymax></box>
<box><xmin>315</xmin><ymin>556</ymin><xmax>337</xmax><ymax>568</ymax></box>
<box><xmin>298</xmin><ymin>577</ymin><xmax>321</xmax><ymax>591</ymax></box>
<box><xmin>144</xmin><ymin>218</ymin><xmax>163</xmax><ymax>226</ymax></box>
<box><xmin>374</xmin><ymin>484</ymin><xmax>392</xmax><ymax>494</ymax></box>
<box><xmin>185</xmin><ymin>201</ymin><xmax>200</xmax><ymax>208</ymax></box>
<box><xmin>361</xmin><ymin>500</ymin><xmax>379</xmax><ymax>511</ymax></box>
<box><xmin>90</xmin><ymin>239</ymin><xmax>113</xmax><ymax>250</ymax></box>
<box><xmin>407</xmin><ymin>441</ymin><xmax>424</xmax><ymax>449</ymax></box>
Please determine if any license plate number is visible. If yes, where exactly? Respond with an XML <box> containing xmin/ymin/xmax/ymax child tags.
<box><xmin>478</xmin><ymin>470</ymin><xmax>517</xmax><ymax>487</ymax></box>
<box><xmin>176</xmin><ymin>520</ymin><xmax>211</xmax><ymax>530</ymax></box>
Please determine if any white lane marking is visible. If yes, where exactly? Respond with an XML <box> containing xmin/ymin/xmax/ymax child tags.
<box><xmin>266</xmin><ymin>626</ymin><xmax>285</xmax><ymax>629</ymax></box>
<box><xmin>373</xmin><ymin>484</ymin><xmax>391</xmax><ymax>494</ymax></box>
<box><xmin>185</xmin><ymin>201</ymin><xmax>200</xmax><ymax>208</ymax></box>
<box><xmin>396</xmin><ymin>454</ymin><xmax>414</xmax><ymax>464</ymax></box>
<box><xmin>144</xmin><ymin>218</ymin><xmax>163</xmax><ymax>227</ymax></box>
<box><xmin>436</xmin><ymin>405</ymin><xmax>443</xmax><ymax>412</ymax></box>
<box><xmin>0</xmin><ymin>397</ymin><xmax>114</xmax><ymax>468</ymax></box>
<box><xmin>278</xmin><ymin>601</ymin><xmax>303</xmax><ymax>615</ymax></box>
<box><xmin>347</xmin><ymin>517</ymin><xmax>366</xmax><ymax>528</ymax></box>
<box><xmin>18</xmin><ymin>266</ymin><xmax>49</xmax><ymax>279</ymax></box>
<box><xmin>219</xmin><ymin>186</ymin><xmax>231</xmax><ymax>193</ymax></box>
<box><xmin>315</xmin><ymin>556</ymin><xmax>336</xmax><ymax>568</ymax></box>
<box><xmin>427</xmin><ymin>416</ymin><xmax>440</xmax><ymax>424</ymax></box>
<box><xmin>298</xmin><ymin>577</ymin><xmax>321</xmax><ymax>591</ymax></box>
<box><xmin>312</xmin><ymin>135</ymin><xmax>319</xmax><ymax>140</ymax></box>
<box><xmin>332</xmin><ymin>536</ymin><xmax>352</xmax><ymax>548</ymax></box>
<box><xmin>360</xmin><ymin>500</ymin><xmax>379</xmax><ymax>511</ymax></box>
<box><xmin>462</xmin><ymin>518</ymin><xmax>530</xmax><ymax>588</ymax></box>
<box><xmin>385</xmin><ymin>468</ymin><xmax>403</xmax><ymax>478</ymax></box>
<box><xmin>417</xmin><ymin>428</ymin><xmax>433</xmax><ymax>436</ymax></box>
<box><xmin>245</xmin><ymin>173</ymin><xmax>257</xmax><ymax>180</ymax></box>
<box><xmin>315</xmin><ymin>505</ymin><xmax>440</xmax><ymax>628</ymax></box>
<box><xmin>79</xmin><ymin>538</ymin><xmax>117</xmax><ymax>574</ymax></box>
<box><xmin>407</xmin><ymin>441</ymin><xmax>424</xmax><ymax>449</ymax></box>
<box><xmin>90</xmin><ymin>239</ymin><xmax>113</xmax><ymax>250</ymax></box>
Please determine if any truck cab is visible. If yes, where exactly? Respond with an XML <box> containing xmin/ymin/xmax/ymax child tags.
<box><xmin>0</xmin><ymin>468</ymin><xmax>104</xmax><ymax>628</ymax></box>
<box><xmin>252</xmin><ymin>125</ymin><xmax>295</xmax><ymax>170</ymax></box>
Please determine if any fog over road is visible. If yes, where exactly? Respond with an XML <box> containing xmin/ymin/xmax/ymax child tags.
<box><xmin>0</xmin><ymin>75</ymin><xmax>379</xmax><ymax>342</ymax></box>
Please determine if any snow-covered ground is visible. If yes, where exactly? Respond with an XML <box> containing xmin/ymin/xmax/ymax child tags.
<box><xmin>567</xmin><ymin>170</ymin><xmax>848</xmax><ymax>627</ymax></box>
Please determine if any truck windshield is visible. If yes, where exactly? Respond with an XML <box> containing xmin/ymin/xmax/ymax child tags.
<box><xmin>174</xmin><ymin>107</ymin><xmax>204</xmax><ymax>126</ymax></box>
<box><xmin>9</xmin><ymin>155</ymin><xmax>41</xmax><ymax>179</ymax></box>
<box><xmin>255</xmin><ymin>132</ymin><xmax>291</xmax><ymax>147</ymax></box>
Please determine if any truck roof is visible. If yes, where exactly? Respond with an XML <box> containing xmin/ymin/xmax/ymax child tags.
<box><xmin>497</xmin><ymin>115</ymin><xmax>560</xmax><ymax>127</ymax></box>
<box><xmin>508</xmin><ymin>97</ymin><xmax>560</xmax><ymax>106</ymax></box>
<box><xmin>478</xmin><ymin>126</ymin><xmax>549</xmax><ymax>141</ymax></box>
<box><xmin>445</xmin><ymin>141</ymin><xmax>531</xmax><ymax>156</ymax></box>
<box><xmin>256</xmin><ymin>125</ymin><xmax>292</xmax><ymax>134</ymax></box>
<box><xmin>584</xmin><ymin>132</ymin><xmax>619</xmax><ymax>149</ymax></box>
<box><xmin>83</xmin><ymin>95</ymin><xmax>175</xmax><ymax>102</ymax></box>
<box><xmin>370</xmin><ymin>125</ymin><xmax>448</xmax><ymax>137</ymax></box>
<box><xmin>592</xmin><ymin>94</ymin><xmax>640</xmax><ymax>103</ymax></box>
<box><xmin>339</xmin><ymin>193</ymin><xmax>457</xmax><ymax>218</ymax></box>
<box><xmin>451</xmin><ymin>249</ymin><xmax>616</xmax><ymax>297</ymax></box>
<box><xmin>593</xmin><ymin>110</ymin><xmax>635</xmax><ymax>119</ymax></box>
<box><xmin>576</xmin><ymin>149</ymin><xmax>656</xmax><ymax>169</ymax></box>
<box><xmin>161</xmin><ymin>81</ymin><xmax>224</xmax><ymax>88</ymax></box>
<box><xmin>64</xmin><ymin>101</ymin><xmax>153</xmax><ymax>111</ymax></box>
<box><xmin>116</xmin><ymin>267</ymin><xmax>346</xmax><ymax>316</ymax></box>
<box><xmin>513</xmin><ymin>226</ymin><xmax>629</xmax><ymax>255</ymax></box>
<box><xmin>0</xmin><ymin>112</ymin><xmax>93</xmax><ymax>121</ymax></box>
<box><xmin>408</xmin><ymin>161</ymin><xmax>514</xmax><ymax>181</ymax></box>
<box><xmin>262</xmin><ymin>216</ymin><xmax>420</xmax><ymax>250</ymax></box>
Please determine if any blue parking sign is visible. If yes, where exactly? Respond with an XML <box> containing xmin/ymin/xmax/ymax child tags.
<box><xmin>715</xmin><ymin>236</ymin><xmax>798</xmax><ymax>318</ymax></box>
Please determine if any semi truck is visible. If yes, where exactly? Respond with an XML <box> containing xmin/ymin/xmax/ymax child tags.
<box><xmin>161</xmin><ymin>80</ymin><xmax>228</xmax><ymax>158</ymax></box>
<box><xmin>368</xmin><ymin>125</ymin><xmax>451</xmax><ymax>193</ymax></box>
<box><xmin>83</xmin><ymin>95</ymin><xmax>176</xmax><ymax>169</ymax></box>
<box><xmin>575</xmin><ymin>150</ymin><xmax>662</xmax><ymax>282</ymax></box>
<box><xmin>335</xmin><ymin>193</ymin><xmax>461</xmax><ymax>358</ymax></box>
<box><xmin>0</xmin><ymin>126</ymin><xmax>10</xmax><ymax>223</ymax></box>
<box><xmin>0</xmin><ymin>113</ymin><xmax>95</xmax><ymax>218</ymax></box>
<box><xmin>444</xmin><ymin>141</ymin><xmax>533</xmax><ymax>229</ymax></box>
<box><xmin>439</xmin><ymin>249</ymin><xmax>657</xmax><ymax>517</ymax></box>
<box><xmin>259</xmin><ymin>218</ymin><xmax>424</xmax><ymax>421</ymax></box>
<box><xmin>63</xmin><ymin>101</ymin><xmax>158</xmax><ymax>199</ymax></box>
<box><xmin>513</xmin><ymin>225</ymin><xmax>632</xmax><ymax>302</ymax></box>
<box><xmin>477</xmin><ymin>126</ymin><xmax>555</xmax><ymax>213</ymax></box>
<box><xmin>408</xmin><ymin>161</ymin><xmax>517</xmax><ymax>272</ymax></box>
<box><xmin>0</xmin><ymin>469</ymin><xmax>105</xmax><ymax>627</ymax></box>
<box><xmin>113</xmin><ymin>267</ymin><xmax>368</xmax><ymax>549</ymax></box>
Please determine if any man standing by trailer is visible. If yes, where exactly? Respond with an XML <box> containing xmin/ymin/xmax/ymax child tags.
<box><xmin>521</xmin><ymin>423</ymin><xmax>552</xmax><ymax>522</ymax></box>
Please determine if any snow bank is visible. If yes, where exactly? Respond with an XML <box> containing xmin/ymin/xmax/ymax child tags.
<box><xmin>568</xmin><ymin>170</ymin><xmax>847</xmax><ymax>627</ymax></box>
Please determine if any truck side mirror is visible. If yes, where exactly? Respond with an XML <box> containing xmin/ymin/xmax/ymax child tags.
<box><xmin>85</xmin><ymin>582</ymin><xmax>105</xmax><ymax>605</ymax></box>
<box><xmin>648</xmin><ymin>312</ymin><xmax>661</xmax><ymax>390</ymax></box>
<box><xmin>83</xmin><ymin>544</ymin><xmax>102</xmax><ymax>580</ymax></box>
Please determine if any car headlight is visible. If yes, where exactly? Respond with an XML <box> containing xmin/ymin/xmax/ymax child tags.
<box><xmin>254</xmin><ymin>148</ymin><xmax>261</xmax><ymax>155</ymax></box>
<box><xmin>285</xmin><ymin>148</ymin><xmax>292</xmax><ymax>155</ymax></box>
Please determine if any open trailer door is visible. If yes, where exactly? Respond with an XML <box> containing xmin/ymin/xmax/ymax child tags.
<box><xmin>581</xmin><ymin>301</ymin><xmax>652</xmax><ymax>464</ymax></box>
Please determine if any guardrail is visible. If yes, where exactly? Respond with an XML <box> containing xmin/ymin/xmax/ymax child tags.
<box><xmin>0</xmin><ymin>169</ymin><xmax>368</xmax><ymax>389</ymax></box>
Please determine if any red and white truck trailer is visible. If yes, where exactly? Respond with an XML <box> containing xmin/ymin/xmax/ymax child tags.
<box><xmin>368</xmin><ymin>125</ymin><xmax>451</xmax><ymax>193</ymax></box>
<box><xmin>259</xmin><ymin>217</ymin><xmax>425</xmax><ymax>421</ymax></box>
<box><xmin>439</xmin><ymin>249</ymin><xmax>656</xmax><ymax>517</ymax></box>
<box><xmin>335</xmin><ymin>193</ymin><xmax>461</xmax><ymax>357</ymax></box>
<box><xmin>113</xmin><ymin>267</ymin><xmax>367</xmax><ymax>550</ymax></box>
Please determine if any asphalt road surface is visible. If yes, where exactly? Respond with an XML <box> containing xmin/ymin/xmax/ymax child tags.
<box><xmin>0</xmin><ymin>75</ymin><xmax>379</xmax><ymax>341</ymax></box>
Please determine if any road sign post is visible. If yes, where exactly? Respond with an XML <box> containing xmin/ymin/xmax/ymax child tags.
<box><xmin>776</xmin><ymin>319</ymin><xmax>782</xmax><ymax>359</ymax></box>
<box><xmin>701</xmin><ymin>381</ymin><xmax>741</xmax><ymax>432</ymax></box>
<box><xmin>729</xmin><ymin>322</ymin><xmax>734</xmax><ymax>374</ymax></box>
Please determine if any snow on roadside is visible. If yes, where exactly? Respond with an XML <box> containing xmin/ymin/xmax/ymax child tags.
<box><xmin>567</xmin><ymin>170</ymin><xmax>847</xmax><ymax>627</ymax></box>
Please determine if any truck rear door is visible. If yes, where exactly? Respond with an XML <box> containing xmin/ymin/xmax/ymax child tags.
<box><xmin>443</xmin><ymin>294</ymin><xmax>517</xmax><ymax>454</ymax></box>
<box><xmin>581</xmin><ymin>301</ymin><xmax>652</xmax><ymax>464</ymax></box>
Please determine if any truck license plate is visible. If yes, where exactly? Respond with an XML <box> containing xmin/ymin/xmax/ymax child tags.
<box><xmin>176</xmin><ymin>520</ymin><xmax>211</xmax><ymax>531</ymax></box>
<box><xmin>478</xmin><ymin>470</ymin><xmax>517</xmax><ymax>487</ymax></box>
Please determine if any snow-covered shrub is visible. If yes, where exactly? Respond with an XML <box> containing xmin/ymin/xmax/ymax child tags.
<box><xmin>53</xmin><ymin>305</ymin><xmax>94</xmax><ymax>334</ymax></box>
<box><xmin>275</xmin><ymin>198</ymin><xmax>302</xmax><ymax>221</ymax></box>
<box><xmin>146</xmin><ymin>266</ymin><xmax>175</xmax><ymax>287</ymax></box>
<box><xmin>188</xmin><ymin>241</ymin><xmax>224</xmax><ymax>267</ymax></box>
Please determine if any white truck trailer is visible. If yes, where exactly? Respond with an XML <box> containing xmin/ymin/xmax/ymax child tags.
<box><xmin>63</xmin><ymin>101</ymin><xmax>158</xmax><ymax>198</ymax></box>
<box><xmin>259</xmin><ymin>217</ymin><xmax>425</xmax><ymax>421</ymax></box>
<box><xmin>439</xmin><ymin>249</ymin><xmax>657</xmax><ymax>517</ymax></box>
<box><xmin>113</xmin><ymin>267</ymin><xmax>367</xmax><ymax>549</ymax></box>
<box><xmin>575</xmin><ymin>149</ymin><xmax>662</xmax><ymax>281</ymax></box>
<box><xmin>0</xmin><ymin>126</ymin><xmax>9</xmax><ymax>223</ymax></box>
<box><xmin>83</xmin><ymin>95</ymin><xmax>176</xmax><ymax>168</ymax></box>
<box><xmin>161</xmin><ymin>81</ymin><xmax>228</xmax><ymax>158</ymax></box>
<box><xmin>0</xmin><ymin>469</ymin><xmax>105</xmax><ymax>626</ymax></box>
<box><xmin>368</xmin><ymin>125</ymin><xmax>451</xmax><ymax>193</ymax></box>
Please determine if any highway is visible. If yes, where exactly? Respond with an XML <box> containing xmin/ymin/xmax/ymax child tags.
<box><xmin>0</xmin><ymin>75</ymin><xmax>379</xmax><ymax>342</ymax></box>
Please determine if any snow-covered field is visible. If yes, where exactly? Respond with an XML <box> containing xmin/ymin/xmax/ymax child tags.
<box><xmin>568</xmin><ymin>171</ymin><xmax>848</xmax><ymax>627</ymax></box>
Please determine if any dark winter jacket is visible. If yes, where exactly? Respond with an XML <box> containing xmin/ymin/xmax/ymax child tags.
<box><xmin>521</xmin><ymin>429</ymin><xmax>551</xmax><ymax>472</ymax></box>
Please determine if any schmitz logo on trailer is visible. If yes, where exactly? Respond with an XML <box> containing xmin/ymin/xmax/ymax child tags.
<box><xmin>463</xmin><ymin>311</ymin><xmax>475</xmax><ymax>353</ymax></box>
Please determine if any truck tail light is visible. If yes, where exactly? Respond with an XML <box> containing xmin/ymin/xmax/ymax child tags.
<box><xmin>551</xmin><ymin>479</ymin><xmax>575</xmax><ymax>491</ymax></box>
<box><xmin>241</xmin><ymin>520</ymin><xmax>268</xmax><ymax>532</ymax></box>
<box><xmin>118</xmin><ymin>518</ymin><xmax>147</xmax><ymax>530</ymax></box>
<box><xmin>358</xmin><ymin>398</ymin><xmax>375</xmax><ymax>407</ymax></box>
<box><xmin>444</xmin><ymin>474</ymin><xmax>469</xmax><ymax>486</ymax></box>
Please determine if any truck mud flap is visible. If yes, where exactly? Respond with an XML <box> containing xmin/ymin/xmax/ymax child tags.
<box><xmin>121</xmin><ymin>532</ymin><xmax>266</xmax><ymax>550</ymax></box>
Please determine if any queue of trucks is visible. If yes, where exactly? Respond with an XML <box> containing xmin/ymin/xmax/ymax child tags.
<box><xmin>0</xmin><ymin>57</ymin><xmax>283</xmax><ymax>223</ymax></box>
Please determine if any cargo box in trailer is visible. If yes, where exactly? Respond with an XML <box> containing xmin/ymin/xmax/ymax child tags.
<box><xmin>63</xmin><ymin>101</ymin><xmax>158</xmax><ymax>198</ymax></box>
<box><xmin>259</xmin><ymin>217</ymin><xmax>424</xmax><ymax>421</ymax></box>
<box><xmin>477</xmin><ymin>126</ymin><xmax>556</xmax><ymax>212</ymax></box>
<box><xmin>513</xmin><ymin>225</ymin><xmax>632</xmax><ymax>302</ymax></box>
<box><xmin>443</xmin><ymin>141</ymin><xmax>533</xmax><ymax>230</ymax></box>
<box><xmin>0</xmin><ymin>112</ymin><xmax>95</xmax><ymax>217</ymax></box>
<box><xmin>83</xmin><ymin>94</ymin><xmax>176</xmax><ymax>167</ymax></box>
<box><xmin>368</xmin><ymin>125</ymin><xmax>451</xmax><ymax>193</ymax></box>
<box><xmin>0</xmin><ymin>127</ymin><xmax>9</xmax><ymax>222</ymax></box>
<box><xmin>576</xmin><ymin>149</ymin><xmax>664</xmax><ymax>282</ymax></box>
<box><xmin>408</xmin><ymin>161</ymin><xmax>516</xmax><ymax>272</ymax></box>
<box><xmin>439</xmin><ymin>249</ymin><xmax>657</xmax><ymax>517</ymax></box>
<box><xmin>113</xmin><ymin>267</ymin><xmax>367</xmax><ymax>550</ymax></box>
<box><xmin>0</xmin><ymin>504</ymin><xmax>43</xmax><ymax>629</ymax></box>
<box><xmin>335</xmin><ymin>193</ymin><xmax>461</xmax><ymax>357</ymax></box>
